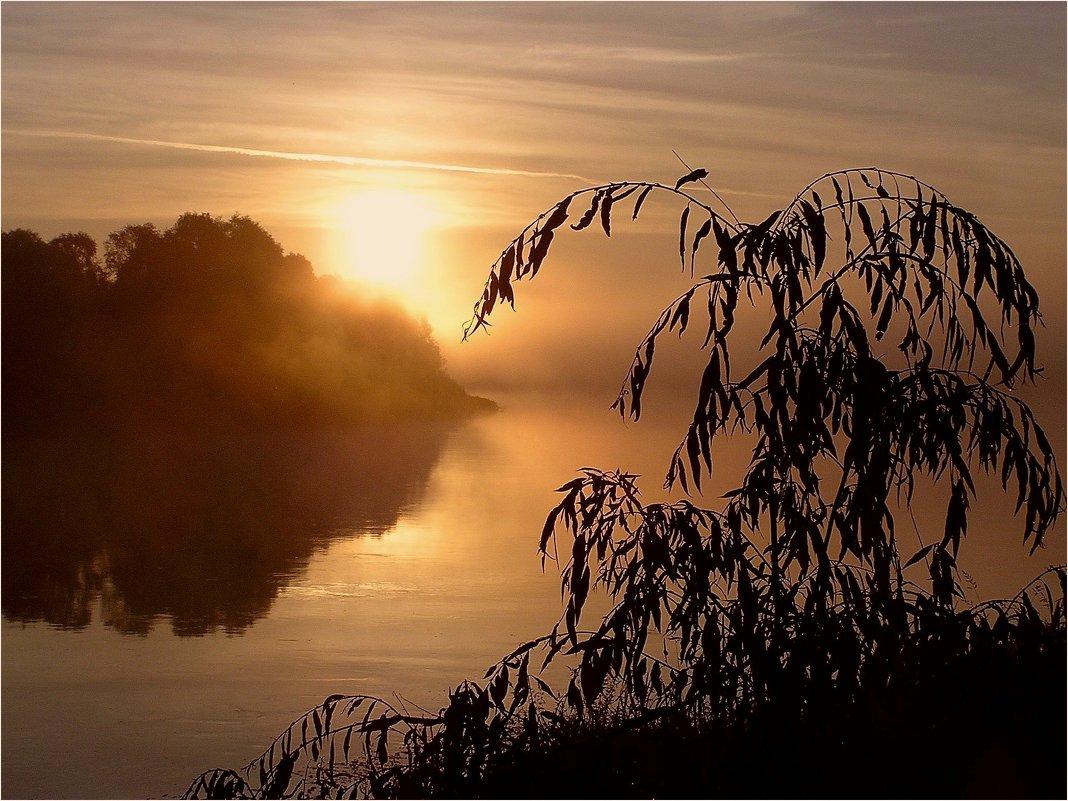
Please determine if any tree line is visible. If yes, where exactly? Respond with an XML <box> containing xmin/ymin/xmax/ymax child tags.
<box><xmin>3</xmin><ymin>213</ymin><xmax>492</xmax><ymax>436</ymax></box>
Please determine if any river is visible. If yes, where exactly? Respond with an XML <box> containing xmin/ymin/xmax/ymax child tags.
<box><xmin>1</xmin><ymin>391</ymin><xmax>688</xmax><ymax>799</ymax></box>
<box><xmin>2</xmin><ymin>384</ymin><xmax>1062</xmax><ymax>798</ymax></box>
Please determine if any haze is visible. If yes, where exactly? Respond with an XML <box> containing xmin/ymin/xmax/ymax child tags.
<box><xmin>3</xmin><ymin>3</ymin><xmax>1063</xmax><ymax>394</ymax></box>
<box><xmin>3</xmin><ymin>4</ymin><xmax>1066</xmax><ymax>797</ymax></box>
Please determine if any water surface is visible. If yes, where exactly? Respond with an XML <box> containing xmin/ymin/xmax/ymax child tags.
<box><xmin>2</xmin><ymin>394</ymin><xmax>683</xmax><ymax>798</ymax></box>
<box><xmin>2</xmin><ymin>389</ymin><xmax>1060</xmax><ymax>798</ymax></box>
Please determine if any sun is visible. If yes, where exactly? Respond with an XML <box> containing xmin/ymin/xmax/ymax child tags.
<box><xmin>334</xmin><ymin>188</ymin><xmax>441</xmax><ymax>291</ymax></box>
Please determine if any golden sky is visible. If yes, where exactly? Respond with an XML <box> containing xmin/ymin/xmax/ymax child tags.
<box><xmin>3</xmin><ymin>2</ymin><xmax>1065</xmax><ymax>400</ymax></box>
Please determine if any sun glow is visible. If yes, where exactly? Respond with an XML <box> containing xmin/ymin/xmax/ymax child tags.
<box><xmin>334</xmin><ymin>188</ymin><xmax>441</xmax><ymax>291</ymax></box>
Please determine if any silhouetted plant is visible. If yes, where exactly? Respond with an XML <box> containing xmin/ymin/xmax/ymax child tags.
<box><xmin>186</xmin><ymin>167</ymin><xmax>1065</xmax><ymax>798</ymax></box>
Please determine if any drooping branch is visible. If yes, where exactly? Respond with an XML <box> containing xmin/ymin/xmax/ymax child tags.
<box><xmin>464</xmin><ymin>166</ymin><xmax>1062</xmax><ymax>603</ymax></box>
<box><xmin>461</xmin><ymin>179</ymin><xmax>737</xmax><ymax>341</ymax></box>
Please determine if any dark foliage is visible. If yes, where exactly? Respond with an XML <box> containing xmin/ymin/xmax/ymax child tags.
<box><xmin>186</xmin><ymin>168</ymin><xmax>1065</xmax><ymax>798</ymax></box>
<box><xmin>2</xmin><ymin>214</ymin><xmax>492</xmax><ymax>437</ymax></box>
<box><xmin>3</xmin><ymin>214</ymin><xmax>492</xmax><ymax>635</ymax></box>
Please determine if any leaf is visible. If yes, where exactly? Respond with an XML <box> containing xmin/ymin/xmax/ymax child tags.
<box><xmin>566</xmin><ymin>677</ymin><xmax>583</xmax><ymax>710</ymax></box>
<box><xmin>579</xmin><ymin>653</ymin><xmax>609</xmax><ymax>702</ymax></box>
<box><xmin>691</xmin><ymin>217</ymin><xmax>712</xmax><ymax>272</ymax></box>
<box><xmin>531</xmin><ymin>675</ymin><xmax>556</xmax><ymax>697</ymax></box>
<box><xmin>798</xmin><ymin>199</ymin><xmax>826</xmax><ymax>269</ymax></box>
<box><xmin>869</xmin><ymin>276</ymin><xmax>884</xmax><ymax>316</ymax></box>
<box><xmin>669</xmin><ymin>291</ymin><xmax>692</xmax><ymax>334</ymax></box>
<box><xmin>903</xmin><ymin>543</ymin><xmax>935</xmax><ymax>569</ymax></box>
<box><xmin>831</xmin><ymin>175</ymin><xmax>845</xmax><ymax>209</ymax></box>
<box><xmin>498</xmin><ymin>245</ymin><xmax>516</xmax><ymax>307</ymax></box>
<box><xmin>856</xmin><ymin>202</ymin><xmax>877</xmax><ymax>247</ymax></box>
<box><xmin>527</xmin><ymin>197</ymin><xmax>572</xmax><ymax>278</ymax></box>
<box><xmin>674</xmin><ymin>168</ymin><xmax>708</xmax><ymax>191</ymax></box>
<box><xmin>515</xmin><ymin>231</ymin><xmax>526</xmax><ymax>276</ymax></box>
<box><xmin>528</xmin><ymin>231</ymin><xmax>553</xmax><ymax>278</ymax></box>
<box><xmin>678</xmin><ymin>206</ymin><xmax>691</xmax><ymax>269</ymax></box>
<box><xmin>543</xmin><ymin>196</ymin><xmax>572</xmax><ymax>231</ymax></box>
<box><xmin>751</xmin><ymin>209</ymin><xmax>782</xmax><ymax>236</ymax></box>
<box><xmin>922</xmin><ymin>200</ymin><xmax>938</xmax><ymax>259</ymax></box>
<box><xmin>484</xmin><ymin>271</ymin><xmax>499</xmax><ymax>317</ymax></box>
<box><xmin>489</xmin><ymin>666</ymin><xmax>509</xmax><ymax>709</ymax></box>
<box><xmin>265</xmin><ymin>752</ymin><xmax>296</xmax><ymax>798</ymax></box>
<box><xmin>571</xmin><ymin>192</ymin><xmax>602</xmax><ymax>232</ymax></box>
<box><xmin>516</xmin><ymin>653</ymin><xmax>530</xmax><ymax>695</ymax></box>
<box><xmin>600</xmin><ymin>189</ymin><xmax>615</xmax><ymax>237</ymax></box>
<box><xmin>942</xmin><ymin>478</ymin><xmax>970</xmax><ymax>556</ymax></box>
<box><xmin>632</xmin><ymin>185</ymin><xmax>654</xmax><ymax>219</ymax></box>
<box><xmin>704</xmin><ymin>225</ymin><xmax>733</xmax><ymax>281</ymax></box>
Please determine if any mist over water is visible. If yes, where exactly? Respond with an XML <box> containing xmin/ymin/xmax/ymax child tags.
<box><xmin>3</xmin><ymin>384</ymin><xmax>1061</xmax><ymax>797</ymax></box>
<box><xmin>0</xmin><ymin>399</ymin><xmax>636</xmax><ymax>798</ymax></box>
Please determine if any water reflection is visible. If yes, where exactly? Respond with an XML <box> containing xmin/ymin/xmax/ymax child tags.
<box><xmin>2</xmin><ymin>424</ymin><xmax>452</xmax><ymax>636</ymax></box>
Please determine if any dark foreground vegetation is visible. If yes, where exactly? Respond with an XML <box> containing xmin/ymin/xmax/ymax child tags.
<box><xmin>186</xmin><ymin>167</ymin><xmax>1065</xmax><ymax>799</ymax></box>
<box><xmin>3</xmin><ymin>213</ymin><xmax>492</xmax><ymax>437</ymax></box>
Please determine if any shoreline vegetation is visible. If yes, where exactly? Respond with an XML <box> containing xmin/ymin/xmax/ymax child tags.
<box><xmin>184</xmin><ymin>168</ymin><xmax>1064</xmax><ymax>799</ymax></box>
<box><xmin>2</xmin><ymin>214</ymin><xmax>495</xmax><ymax>439</ymax></box>
<box><xmin>2</xmin><ymin>215</ymin><xmax>493</xmax><ymax>635</ymax></box>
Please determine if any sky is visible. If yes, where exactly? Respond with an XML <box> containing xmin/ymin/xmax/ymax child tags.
<box><xmin>3</xmin><ymin>2</ymin><xmax>1065</xmax><ymax>396</ymax></box>
<box><xmin>2</xmin><ymin>8</ymin><xmax>1067</xmax><ymax>789</ymax></box>
<box><xmin>2</xmin><ymin>0</ymin><xmax>1066</xmax><ymax>601</ymax></box>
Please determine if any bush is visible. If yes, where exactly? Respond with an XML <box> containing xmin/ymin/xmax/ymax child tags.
<box><xmin>186</xmin><ymin>167</ymin><xmax>1065</xmax><ymax>799</ymax></box>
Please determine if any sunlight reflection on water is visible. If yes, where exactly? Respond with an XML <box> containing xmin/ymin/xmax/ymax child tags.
<box><xmin>2</xmin><ymin>392</ymin><xmax>1061</xmax><ymax>798</ymax></box>
<box><xmin>279</xmin><ymin>581</ymin><xmax>416</xmax><ymax>600</ymax></box>
<box><xmin>2</xmin><ymin>399</ymin><xmax>621</xmax><ymax>797</ymax></box>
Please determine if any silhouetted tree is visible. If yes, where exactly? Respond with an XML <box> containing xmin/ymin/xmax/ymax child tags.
<box><xmin>186</xmin><ymin>168</ymin><xmax>1065</xmax><ymax>799</ymax></box>
<box><xmin>2</xmin><ymin>228</ymin><xmax>106</xmax><ymax>430</ymax></box>
<box><xmin>3</xmin><ymin>213</ymin><xmax>493</xmax><ymax>636</ymax></box>
<box><xmin>49</xmin><ymin>231</ymin><xmax>102</xmax><ymax>279</ymax></box>
<box><xmin>103</xmin><ymin>222</ymin><xmax>161</xmax><ymax>282</ymax></box>
<box><xmin>3</xmin><ymin>213</ymin><xmax>491</xmax><ymax>435</ymax></box>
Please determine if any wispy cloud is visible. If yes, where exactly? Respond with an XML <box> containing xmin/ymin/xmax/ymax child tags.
<box><xmin>522</xmin><ymin>44</ymin><xmax>760</xmax><ymax>65</ymax></box>
<box><xmin>4</xmin><ymin>129</ymin><xmax>595</xmax><ymax>183</ymax></box>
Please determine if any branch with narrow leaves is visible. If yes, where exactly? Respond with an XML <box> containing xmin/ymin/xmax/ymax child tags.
<box><xmin>466</xmin><ymin>167</ymin><xmax>1060</xmax><ymax>597</ymax></box>
<box><xmin>462</xmin><ymin>174</ymin><xmax>736</xmax><ymax>341</ymax></box>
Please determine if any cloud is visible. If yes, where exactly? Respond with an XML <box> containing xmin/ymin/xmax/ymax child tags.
<box><xmin>520</xmin><ymin>44</ymin><xmax>760</xmax><ymax>65</ymax></box>
<box><xmin>3</xmin><ymin>129</ymin><xmax>595</xmax><ymax>183</ymax></box>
